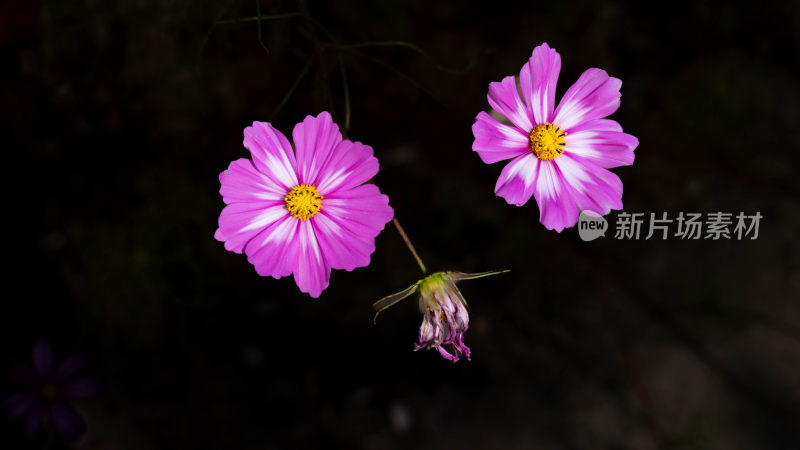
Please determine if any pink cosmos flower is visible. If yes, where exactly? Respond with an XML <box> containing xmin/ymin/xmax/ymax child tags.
<box><xmin>215</xmin><ymin>111</ymin><xmax>394</xmax><ymax>297</ymax></box>
<box><xmin>472</xmin><ymin>42</ymin><xmax>639</xmax><ymax>232</ymax></box>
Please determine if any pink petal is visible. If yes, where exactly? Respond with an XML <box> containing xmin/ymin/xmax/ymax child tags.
<box><xmin>565</xmin><ymin>126</ymin><xmax>638</xmax><ymax>168</ymax></box>
<box><xmin>312</xmin><ymin>183</ymin><xmax>393</xmax><ymax>271</ymax></box>
<box><xmin>322</xmin><ymin>184</ymin><xmax>394</xmax><ymax>238</ymax></box>
<box><xmin>312</xmin><ymin>213</ymin><xmax>375</xmax><ymax>271</ymax></box>
<box><xmin>316</xmin><ymin>140</ymin><xmax>379</xmax><ymax>195</ymax></box>
<box><xmin>219</xmin><ymin>158</ymin><xmax>285</xmax><ymax>205</ymax></box>
<box><xmin>292</xmin><ymin>111</ymin><xmax>343</xmax><ymax>185</ymax></box>
<box><xmin>555</xmin><ymin>153</ymin><xmax>623</xmax><ymax>216</ymax></box>
<box><xmin>293</xmin><ymin>221</ymin><xmax>330</xmax><ymax>298</ymax></box>
<box><xmin>553</xmin><ymin>68</ymin><xmax>622</xmax><ymax>131</ymax></box>
<box><xmin>214</xmin><ymin>228</ymin><xmax>226</xmax><ymax>243</ymax></box>
<box><xmin>437</xmin><ymin>345</ymin><xmax>458</xmax><ymax>362</ymax></box>
<box><xmin>529</xmin><ymin>155</ymin><xmax>624</xmax><ymax>232</ymax></box>
<box><xmin>487</xmin><ymin>76</ymin><xmax>533</xmax><ymax>132</ymax></box>
<box><xmin>532</xmin><ymin>159</ymin><xmax>580</xmax><ymax>232</ymax></box>
<box><xmin>471</xmin><ymin>111</ymin><xmax>529</xmax><ymax>164</ymax></box>
<box><xmin>519</xmin><ymin>42</ymin><xmax>561</xmax><ymax>126</ymax></box>
<box><xmin>243</xmin><ymin>121</ymin><xmax>299</xmax><ymax>190</ymax></box>
<box><xmin>494</xmin><ymin>153</ymin><xmax>540</xmax><ymax>206</ymax></box>
<box><xmin>566</xmin><ymin>118</ymin><xmax>623</xmax><ymax>134</ymax></box>
<box><xmin>245</xmin><ymin>215</ymin><xmax>299</xmax><ymax>279</ymax></box>
<box><xmin>217</xmin><ymin>202</ymin><xmax>288</xmax><ymax>254</ymax></box>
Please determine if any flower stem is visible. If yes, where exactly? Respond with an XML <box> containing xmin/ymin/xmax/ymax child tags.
<box><xmin>391</xmin><ymin>216</ymin><xmax>426</xmax><ymax>274</ymax></box>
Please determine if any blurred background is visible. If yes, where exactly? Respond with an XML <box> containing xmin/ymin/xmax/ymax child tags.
<box><xmin>1</xmin><ymin>0</ymin><xmax>799</xmax><ymax>448</ymax></box>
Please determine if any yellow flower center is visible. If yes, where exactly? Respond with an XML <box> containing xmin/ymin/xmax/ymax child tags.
<box><xmin>284</xmin><ymin>184</ymin><xmax>323</xmax><ymax>220</ymax></box>
<box><xmin>530</xmin><ymin>122</ymin><xmax>567</xmax><ymax>160</ymax></box>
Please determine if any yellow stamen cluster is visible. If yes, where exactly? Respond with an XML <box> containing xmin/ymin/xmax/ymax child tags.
<box><xmin>284</xmin><ymin>184</ymin><xmax>323</xmax><ymax>220</ymax></box>
<box><xmin>530</xmin><ymin>122</ymin><xmax>567</xmax><ymax>160</ymax></box>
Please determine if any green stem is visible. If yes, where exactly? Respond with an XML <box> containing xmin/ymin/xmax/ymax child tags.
<box><xmin>391</xmin><ymin>216</ymin><xmax>426</xmax><ymax>274</ymax></box>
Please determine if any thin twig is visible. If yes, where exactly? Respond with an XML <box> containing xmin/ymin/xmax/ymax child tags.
<box><xmin>337</xmin><ymin>55</ymin><xmax>350</xmax><ymax>131</ymax></box>
<box><xmin>336</xmin><ymin>47</ymin><xmax>466</xmax><ymax>125</ymax></box>
<box><xmin>334</xmin><ymin>40</ymin><xmax>476</xmax><ymax>75</ymax></box>
<box><xmin>215</xmin><ymin>12</ymin><xmax>302</xmax><ymax>25</ymax></box>
<box><xmin>197</xmin><ymin>0</ymin><xmax>236</xmax><ymax>63</ymax></box>
<box><xmin>254</xmin><ymin>1</ymin><xmax>271</xmax><ymax>55</ymax></box>
<box><xmin>270</xmin><ymin>54</ymin><xmax>316</xmax><ymax>120</ymax></box>
<box><xmin>392</xmin><ymin>217</ymin><xmax>426</xmax><ymax>274</ymax></box>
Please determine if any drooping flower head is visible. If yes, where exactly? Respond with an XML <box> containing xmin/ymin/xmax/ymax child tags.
<box><xmin>414</xmin><ymin>273</ymin><xmax>471</xmax><ymax>361</ymax></box>
<box><xmin>373</xmin><ymin>270</ymin><xmax>507</xmax><ymax>363</ymax></box>
<box><xmin>2</xmin><ymin>339</ymin><xmax>99</xmax><ymax>441</ymax></box>
<box><xmin>472</xmin><ymin>42</ymin><xmax>639</xmax><ymax>232</ymax></box>
<box><xmin>215</xmin><ymin>111</ymin><xmax>394</xmax><ymax>297</ymax></box>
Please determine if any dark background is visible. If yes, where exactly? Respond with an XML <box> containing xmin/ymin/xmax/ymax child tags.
<box><xmin>2</xmin><ymin>0</ymin><xmax>799</xmax><ymax>448</ymax></box>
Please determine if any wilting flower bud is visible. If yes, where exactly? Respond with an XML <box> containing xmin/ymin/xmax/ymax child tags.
<box><xmin>414</xmin><ymin>273</ymin><xmax>471</xmax><ymax>361</ymax></box>
<box><xmin>373</xmin><ymin>270</ymin><xmax>507</xmax><ymax>363</ymax></box>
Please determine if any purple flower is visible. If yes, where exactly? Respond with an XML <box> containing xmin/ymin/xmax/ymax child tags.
<box><xmin>373</xmin><ymin>271</ymin><xmax>507</xmax><ymax>363</ymax></box>
<box><xmin>2</xmin><ymin>339</ymin><xmax>99</xmax><ymax>441</ymax></box>
<box><xmin>215</xmin><ymin>111</ymin><xmax>394</xmax><ymax>298</ymax></box>
<box><xmin>472</xmin><ymin>42</ymin><xmax>639</xmax><ymax>232</ymax></box>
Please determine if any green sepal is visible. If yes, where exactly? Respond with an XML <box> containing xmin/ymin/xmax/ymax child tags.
<box><xmin>443</xmin><ymin>270</ymin><xmax>510</xmax><ymax>282</ymax></box>
<box><xmin>372</xmin><ymin>281</ymin><xmax>421</xmax><ymax>324</ymax></box>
